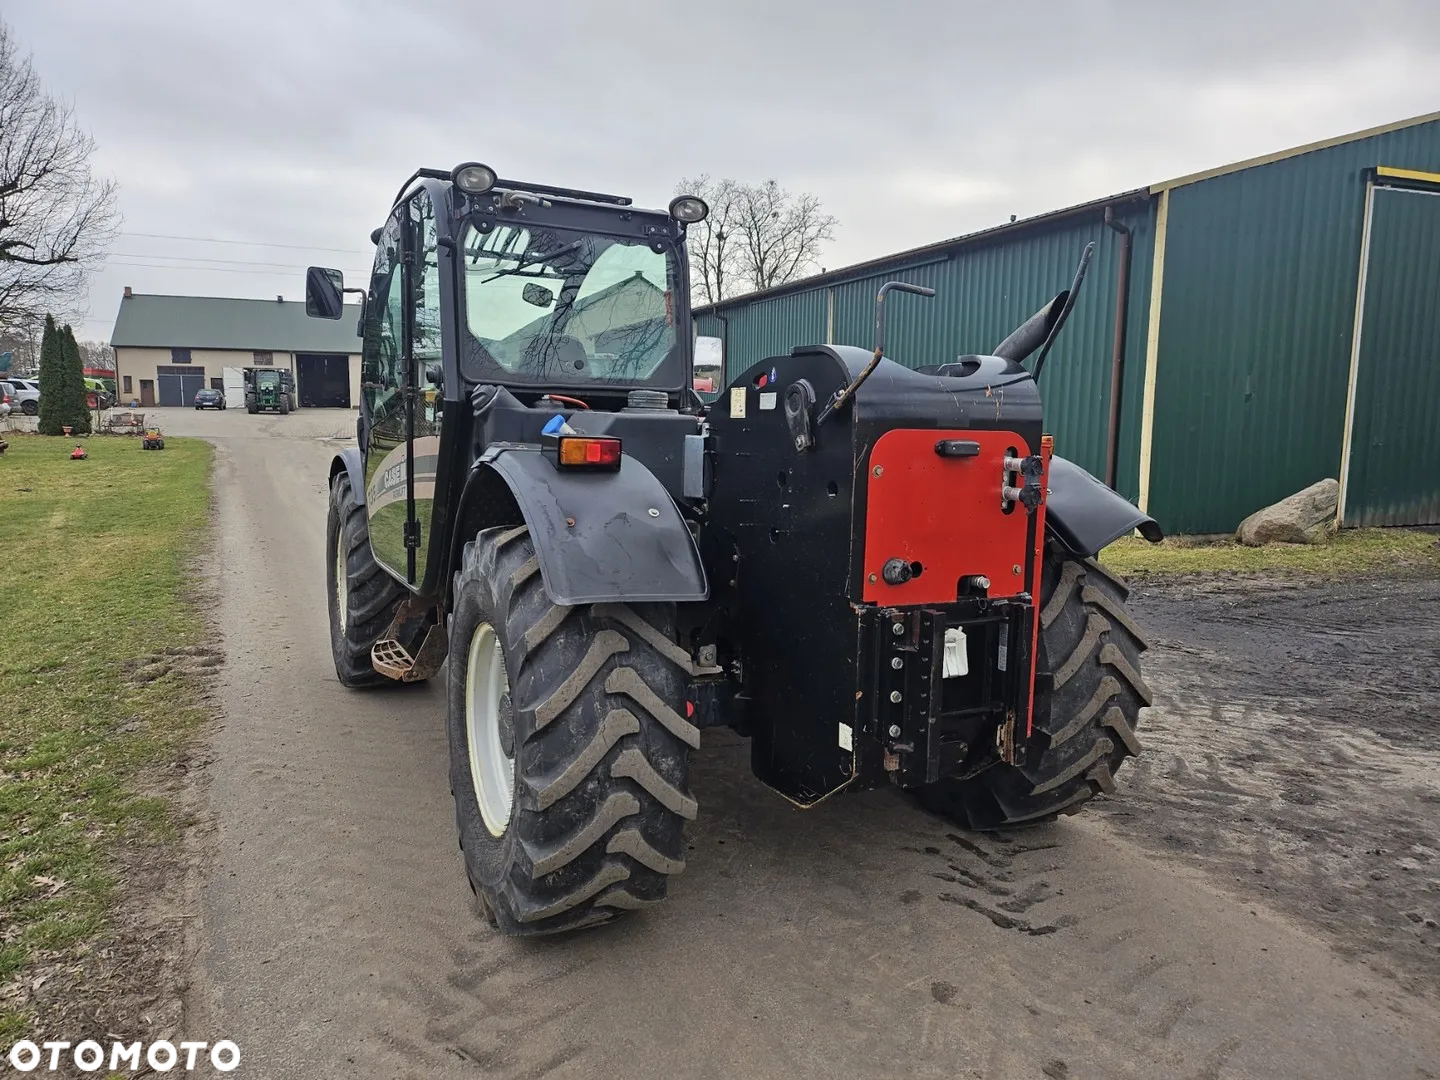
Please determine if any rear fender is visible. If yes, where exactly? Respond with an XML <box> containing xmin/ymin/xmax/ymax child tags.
<box><xmin>459</xmin><ymin>447</ymin><xmax>708</xmax><ymax>607</ymax></box>
<box><xmin>1045</xmin><ymin>455</ymin><xmax>1163</xmax><ymax>556</ymax></box>
<box><xmin>329</xmin><ymin>446</ymin><xmax>366</xmax><ymax>505</ymax></box>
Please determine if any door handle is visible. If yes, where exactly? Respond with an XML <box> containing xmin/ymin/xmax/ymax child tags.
<box><xmin>934</xmin><ymin>439</ymin><xmax>981</xmax><ymax>458</ymax></box>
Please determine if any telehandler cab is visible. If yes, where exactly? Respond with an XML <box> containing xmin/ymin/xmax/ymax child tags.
<box><xmin>307</xmin><ymin>161</ymin><xmax>1162</xmax><ymax>935</ymax></box>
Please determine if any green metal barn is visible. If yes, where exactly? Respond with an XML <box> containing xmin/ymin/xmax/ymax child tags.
<box><xmin>694</xmin><ymin>111</ymin><xmax>1440</xmax><ymax>534</ymax></box>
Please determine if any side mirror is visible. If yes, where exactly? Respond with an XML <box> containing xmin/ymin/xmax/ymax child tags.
<box><xmin>522</xmin><ymin>282</ymin><xmax>554</xmax><ymax>308</ymax></box>
<box><xmin>306</xmin><ymin>267</ymin><xmax>345</xmax><ymax>319</ymax></box>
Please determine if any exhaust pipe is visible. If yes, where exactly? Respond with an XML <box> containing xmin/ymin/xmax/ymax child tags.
<box><xmin>993</xmin><ymin>293</ymin><xmax>1069</xmax><ymax>364</ymax></box>
<box><xmin>1031</xmin><ymin>242</ymin><xmax>1094</xmax><ymax>383</ymax></box>
<box><xmin>992</xmin><ymin>242</ymin><xmax>1096</xmax><ymax>383</ymax></box>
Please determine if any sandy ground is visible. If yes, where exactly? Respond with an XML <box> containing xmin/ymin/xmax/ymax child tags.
<box><xmin>158</xmin><ymin>407</ymin><xmax>1440</xmax><ymax>1080</ymax></box>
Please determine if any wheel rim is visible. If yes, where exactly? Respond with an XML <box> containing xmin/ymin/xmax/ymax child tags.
<box><xmin>334</xmin><ymin>528</ymin><xmax>348</xmax><ymax>635</ymax></box>
<box><xmin>466</xmin><ymin>622</ymin><xmax>515</xmax><ymax>837</ymax></box>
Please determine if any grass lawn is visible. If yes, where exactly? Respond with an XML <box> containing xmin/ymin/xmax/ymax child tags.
<box><xmin>0</xmin><ymin>434</ymin><xmax>212</xmax><ymax>1041</ymax></box>
<box><xmin>1101</xmin><ymin>527</ymin><xmax>1440</xmax><ymax>577</ymax></box>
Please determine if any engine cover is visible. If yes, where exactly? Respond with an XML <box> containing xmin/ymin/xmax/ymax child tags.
<box><xmin>863</xmin><ymin>428</ymin><xmax>1036</xmax><ymax>606</ymax></box>
<box><xmin>703</xmin><ymin>344</ymin><xmax>1046</xmax><ymax>805</ymax></box>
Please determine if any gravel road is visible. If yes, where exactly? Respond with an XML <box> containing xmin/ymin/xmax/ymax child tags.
<box><xmin>168</xmin><ymin>409</ymin><xmax>1440</xmax><ymax>1079</ymax></box>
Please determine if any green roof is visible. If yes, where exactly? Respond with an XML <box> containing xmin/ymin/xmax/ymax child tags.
<box><xmin>110</xmin><ymin>293</ymin><xmax>363</xmax><ymax>352</ymax></box>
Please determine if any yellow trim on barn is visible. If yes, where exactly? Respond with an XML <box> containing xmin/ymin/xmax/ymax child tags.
<box><xmin>1376</xmin><ymin>164</ymin><xmax>1440</xmax><ymax>185</ymax></box>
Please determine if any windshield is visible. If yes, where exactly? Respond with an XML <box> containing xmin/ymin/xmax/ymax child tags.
<box><xmin>460</xmin><ymin>221</ymin><xmax>681</xmax><ymax>388</ymax></box>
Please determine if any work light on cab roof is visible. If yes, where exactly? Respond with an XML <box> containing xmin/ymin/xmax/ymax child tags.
<box><xmin>451</xmin><ymin>162</ymin><xmax>497</xmax><ymax>195</ymax></box>
<box><xmin>668</xmin><ymin>195</ymin><xmax>709</xmax><ymax>223</ymax></box>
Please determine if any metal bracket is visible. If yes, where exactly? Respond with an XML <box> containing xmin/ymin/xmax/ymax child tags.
<box><xmin>997</xmin><ymin>709</ymin><xmax>1019</xmax><ymax>765</ymax></box>
<box><xmin>783</xmin><ymin>379</ymin><xmax>816</xmax><ymax>452</ymax></box>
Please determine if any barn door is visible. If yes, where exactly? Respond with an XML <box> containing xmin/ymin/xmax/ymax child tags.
<box><xmin>1341</xmin><ymin>184</ymin><xmax>1440</xmax><ymax>526</ymax></box>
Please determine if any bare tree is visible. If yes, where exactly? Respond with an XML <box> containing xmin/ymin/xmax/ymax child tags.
<box><xmin>77</xmin><ymin>338</ymin><xmax>115</xmax><ymax>371</ymax></box>
<box><xmin>675</xmin><ymin>175</ymin><xmax>743</xmax><ymax>307</ymax></box>
<box><xmin>0</xmin><ymin>309</ymin><xmax>43</xmax><ymax>374</ymax></box>
<box><xmin>732</xmin><ymin>179</ymin><xmax>836</xmax><ymax>293</ymax></box>
<box><xmin>0</xmin><ymin>19</ymin><xmax>117</xmax><ymax>335</ymax></box>
<box><xmin>676</xmin><ymin>176</ymin><xmax>836</xmax><ymax>305</ymax></box>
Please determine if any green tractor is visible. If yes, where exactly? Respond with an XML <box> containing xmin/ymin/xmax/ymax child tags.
<box><xmin>244</xmin><ymin>367</ymin><xmax>294</xmax><ymax>414</ymax></box>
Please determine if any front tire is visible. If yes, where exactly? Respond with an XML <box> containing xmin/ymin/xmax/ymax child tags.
<box><xmin>447</xmin><ymin>526</ymin><xmax>698</xmax><ymax>935</ymax></box>
<box><xmin>919</xmin><ymin>549</ymin><xmax>1150</xmax><ymax>828</ymax></box>
<box><xmin>326</xmin><ymin>470</ymin><xmax>407</xmax><ymax>687</ymax></box>
<box><xmin>21</xmin><ymin>400</ymin><xmax>37</xmax><ymax>416</ymax></box>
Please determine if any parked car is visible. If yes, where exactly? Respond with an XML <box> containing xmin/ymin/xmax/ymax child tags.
<box><xmin>3</xmin><ymin>378</ymin><xmax>39</xmax><ymax>415</ymax></box>
<box><xmin>194</xmin><ymin>388</ymin><xmax>226</xmax><ymax>411</ymax></box>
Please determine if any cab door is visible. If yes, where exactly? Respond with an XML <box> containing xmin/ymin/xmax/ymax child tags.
<box><xmin>407</xmin><ymin>189</ymin><xmax>445</xmax><ymax>588</ymax></box>
<box><xmin>361</xmin><ymin>209</ymin><xmax>415</xmax><ymax>581</ymax></box>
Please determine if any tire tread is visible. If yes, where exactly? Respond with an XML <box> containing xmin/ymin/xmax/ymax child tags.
<box><xmin>327</xmin><ymin>472</ymin><xmax>407</xmax><ymax>687</ymax></box>
<box><xmin>449</xmin><ymin>528</ymin><xmax>694</xmax><ymax>935</ymax></box>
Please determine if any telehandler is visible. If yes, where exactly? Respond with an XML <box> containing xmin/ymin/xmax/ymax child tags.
<box><xmin>307</xmin><ymin>162</ymin><xmax>1161</xmax><ymax>935</ymax></box>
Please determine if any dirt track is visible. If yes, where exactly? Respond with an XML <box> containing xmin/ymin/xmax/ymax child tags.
<box><xmin>170</xmin><ymin>409</ymin><xmax>1440</xmax><ymax>1079</ymax></box>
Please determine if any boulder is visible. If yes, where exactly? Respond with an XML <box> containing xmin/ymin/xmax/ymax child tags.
<box><xmin>1235</xmin><ymin>478</ymin><xmax>1339</xmax><ymax>546</ymax></box>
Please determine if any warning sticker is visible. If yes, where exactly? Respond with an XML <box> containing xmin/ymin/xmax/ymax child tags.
<box><xmin>838</xmin><ymin>722</ymin><xmax>853</xmax><ymax>751</ymax></box>
<box><xmin>759</xmin><ymin>391</ymin><xmax>777</xmax><ymax>411</ymax></box>
<box><xmin>730</xmin><ymin>386</ymin><xmax>746</xmax><ymax>418</ymax></box>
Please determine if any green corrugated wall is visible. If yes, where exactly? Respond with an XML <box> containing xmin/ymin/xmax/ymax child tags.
<box><xmin>1148</xmin><ymin>118</ymin><xmax>1440</xmax><ymax>533</ymax></box>
<box><xmin>1343</xmin><ymin>185</ymin><xmax>1440</xmax><ymax>526</ymax></box>
<box><xmin>694</xmin><ymin>114</ymin><xmax>1440</xmax><ymax>534</ymax></box>
<box><xmin>693</xmin><ymin>290</ymin><xmax>826</xmax><ymax>382</ymax></box>
<box><xmin>695</xmin><ymin>201</ymin><xmax>1156</xmax><ymax>501</ymax></box>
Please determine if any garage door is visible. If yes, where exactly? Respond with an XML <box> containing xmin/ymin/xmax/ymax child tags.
<box><xmin>1341</xmin><ymin>184</ymin><xmax>1440</xmax><ymax>526</ymax></box>
<box><xmin>296</xmin><ymin>353</ymin><xmax>350</xmax><ymax>408</ymax></box>
<box><xmin>156</xmin><ymin>365</ymin><xmax>207</xmax><ymax>407</ymax></box>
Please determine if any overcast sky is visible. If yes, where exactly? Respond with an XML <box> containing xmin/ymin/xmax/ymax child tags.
<box><xmin>4</xmin><ymin>0</ymin><xmax>1438</xmax><ymax>340</ymax></box>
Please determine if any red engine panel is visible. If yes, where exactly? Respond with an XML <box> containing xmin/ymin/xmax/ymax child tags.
<box><xmin>862</xmin><ymin>428</ymin><xmax>1042</xmax><ymax>606</ymax></box>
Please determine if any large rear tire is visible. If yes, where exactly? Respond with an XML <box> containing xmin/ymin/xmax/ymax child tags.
<box><xmin>326</xmin><ymin>470</ymin><xmax>407</xmax><ymax>687</ymax></box>
<box><xmin>919</xmin><ymin>548</ymin><xmax>1151</xmax><ymax>828</ymax></box>
<box><xmin>447</xmin><ymin>525</ymin><xmax>698</xmax><ymax>935</ymax></box>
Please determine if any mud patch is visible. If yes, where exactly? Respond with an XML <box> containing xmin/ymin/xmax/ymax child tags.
<box><xmin>125</xmin><ymin>645</ymin><xmax>225</xmax><ymax>685</ymax></box>
<box><xmin>1105</xmin><ymin>570</ymin><xmax>1440</xmax><ymax>996</ymax></box>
